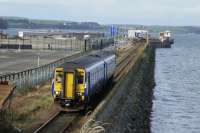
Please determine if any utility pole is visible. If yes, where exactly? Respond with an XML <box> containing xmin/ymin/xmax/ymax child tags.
<box><xmin>0</xmin><ymin>30</ymin><xmax>2</xmax><ymax>46</ymax></box>
<box><xmin>146</xmin><ymin>31</ymin><xmax>149</xmax><ymax>46</ymax></box>
<box><xmin>37</xmin><ymin>54</ymin><xmax>40</xmax><ymax>67</ymax></box>
<box><xmin>18</xmin><ymin>39</ymin><xmax>21</xmax><ymax>52</ymax></box>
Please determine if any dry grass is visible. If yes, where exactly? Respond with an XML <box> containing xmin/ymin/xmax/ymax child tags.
<box><xmin>80</xmin><ymin>119</ymin><xmax>110</xmax><ymax>133</ymax></box>
<box><xmin>10</xmin><ymin>82</ymin><xmax>55</xmax><ymax>129</ymax></box>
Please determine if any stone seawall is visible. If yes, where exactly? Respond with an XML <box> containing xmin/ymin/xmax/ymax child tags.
<box><xmin>91</xmin><ymin>46</ymin><xmax>155</xmax><ymax>133</ymax></box>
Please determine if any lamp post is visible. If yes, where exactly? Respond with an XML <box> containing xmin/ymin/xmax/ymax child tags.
<box><xmin>37</xmin><ymin>53</ymin><xmax>40</xmax><ymax>67</ymax></box>
<box><xmin>18</xmin><ymin>38</ymin><xmax>21</xmax><ymax>52</ymax></box>
<box><xmin>0</xmin><ymin>30</ymin><xmax>2</xmax><ymax>46</ymax></box>
<box><xmin>146</xmin><ymin>31</ymin><xmax>149</xmax><ymax>46</ymax></box>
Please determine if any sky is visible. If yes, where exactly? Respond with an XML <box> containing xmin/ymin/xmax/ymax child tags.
<box><xmin>0</xmin><ymin>0</ymin><xmax>199</xmax><ymax>26</ymax></box>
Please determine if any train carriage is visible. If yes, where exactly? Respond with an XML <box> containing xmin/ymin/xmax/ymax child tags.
<box><xmin>52</xmin><ymin>51</ymin><xmax>116</xmax><ymax>110</ymax></box>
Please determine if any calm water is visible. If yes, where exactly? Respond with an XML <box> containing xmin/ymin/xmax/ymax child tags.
<box><xmin>2</xmin><ymin>28</ymin><xmax>110</xmax><ymax>36</ymax></box>
<box><xmin>151</xmin><ymin>34</ymin><xmax>200</xmax><ymax>133</ymax></box>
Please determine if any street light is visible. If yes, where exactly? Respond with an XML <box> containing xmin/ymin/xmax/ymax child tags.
<box><xmin>37</xmin><ymin>53</ymin><xmax>40</xmax><ymax>67</ymax></box>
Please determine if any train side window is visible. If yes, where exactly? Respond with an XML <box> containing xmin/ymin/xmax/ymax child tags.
<box><xmin>93</xmin><ymin>72</ymin><xmax>95</xmax><ymax>84</ymax></box>
<box><xmin>94</xmin><ymin>71</ymin><xmax>96</xmax><ymax>83</ymax></box>
<box><xmin>95</xmin><ymin>70</ymin><xmax>97</xmax><ymax>82</ymax></box>
<box><xmin>97</xmin><ymin>68</ymin><xmax>99</xmax><ymax>79</ymax></box>
<box><xmin>94</xmin><ymin>72</ymin><xmax>96</xmax><ymax>83</ymax></box>
<box><xmin>91</xmin><ymin>72</ymin><xmax>94</xmax><ymax>84</ymax></box>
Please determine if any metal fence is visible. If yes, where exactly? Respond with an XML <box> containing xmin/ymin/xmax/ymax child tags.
<box><xmin>0</xmin><ymin>37</ymin><xmax>86</xmax><ymax>51</ymax></box>
<box><xmin>0</xmin><ymin>37</ymin><xmax>114</xmax><ymax>91</ymax></box>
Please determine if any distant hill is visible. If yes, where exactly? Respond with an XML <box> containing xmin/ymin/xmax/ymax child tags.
<box><xmin>0</xmin><ymin>18</ymin><xmax>8</xmax><ymax>29</ymax></box>
<box><xmin>1</xmin><ymin>16</ymin><xmax>200</xmax><ymax>35</ymax></box>
<box><xmin>0</xmin><ymin>16</ymin><xmax>103</xmax><ymax>29</ymax></box>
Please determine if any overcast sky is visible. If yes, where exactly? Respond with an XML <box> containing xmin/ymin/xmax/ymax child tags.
<box><xmin>0</xmin><ymin>0</ymin><xmax>199</xmax><ymax>26</ymax></box>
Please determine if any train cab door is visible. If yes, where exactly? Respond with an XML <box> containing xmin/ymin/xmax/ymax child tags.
<box><xmin>64</xmin><ymin>72</ymin><xmax>75</xmax><ymax>99</ymax></box>
<box><xmin>53</xmin><ymin>68</ymin><xmax>64</xmax><ymax>98</ymax></box>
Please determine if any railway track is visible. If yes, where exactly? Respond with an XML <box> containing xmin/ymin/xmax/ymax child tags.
<box><xmin>34</xmin><ymin>111</ymin><xmax>79</xmax><ymax>133</ymax></box>
<box><xmin>114</xmin><ymin>44</ymin><xmax>143</xmax><ymax>81</ymax></box>
<box><xmin>33</xmin><ymin>43</ymin><xmax>145</xmax><ymax>133</ymax></box>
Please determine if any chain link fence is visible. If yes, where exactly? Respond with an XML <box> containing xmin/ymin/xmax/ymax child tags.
<box><xmin>0</xmin><ymin>37</ymin><xmax>114</xmax><ymax>92</ymax></box>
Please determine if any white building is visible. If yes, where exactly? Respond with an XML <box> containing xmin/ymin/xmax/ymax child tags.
<box><xmin>128</xmin><ymin>30</ymin><xmax>148</xmax><ymax>39</ymax></box>
<box><xmin>160</xmin><ymin>31</ymin><xmax>171</xmax><ymax>42</ymax></box>
<box><xmin>18</xmin><ymin>31</ymin><xmax>24</xmax><ymax>38</ymax></box>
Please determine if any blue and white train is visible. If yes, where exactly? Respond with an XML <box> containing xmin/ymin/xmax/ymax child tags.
<box><xmin>51</xmin><ymin>51</ymin><xmax>116</xmax><ymax>110</ymax></box>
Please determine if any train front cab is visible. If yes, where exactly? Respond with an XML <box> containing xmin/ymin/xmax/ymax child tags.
<box><xmin>62</xmin><ymin>68</ymin><xmax>86</xmax><ymax>108</ymax></box>
<box><xmin>76</xmin><ymin>68</ymin><xmax>85</xmax><ymax>101</ymax></box>
<box><xmin>53</xmin><ymin>68</ymin><xmax>64</xmax><ymax>99</ymax></box>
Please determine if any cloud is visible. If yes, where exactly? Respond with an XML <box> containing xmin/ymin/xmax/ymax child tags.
<box><xmin>0</xmin><ymin>0</ymin><xmax>200</xmax><ymax>25</ymax></box>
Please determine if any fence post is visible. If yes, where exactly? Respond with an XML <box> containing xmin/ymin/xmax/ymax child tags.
<box><xmin>84</xmin><ymin>39</ymin><xmax>87</xmax><ymax>52</ymax></box>
<box><xmin>101</xmin><ymin>39</ymin><xmax>103</xmax><ymax>50</ymax></box>
<box><xmin>19</xmin><ymin>73</ymin><xmax>21</xmax><ymax>89</ymax></box>
<box><xmin>36</xmin><ymin>69</ymin><xmax>39</xmax><ymax>87</ymax></box>
<box><xmin>23</xmin><ymin>72</ymin><xmax>26</xmax><ymax>89</ymax></box>
<box><xmin>75</xmin><ymin>39</ymin><xmax>77</xmax><ymax>50</ymax></box>
<box><xmin>71</xmin><ymin>39</ymin><xmax>73</xmax><ymax>52</ymax></box>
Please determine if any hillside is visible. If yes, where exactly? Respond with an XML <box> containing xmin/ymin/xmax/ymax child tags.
<box><xmin>0</xmin><ymin>16</ymin><xmax>103</xmax><ymax>29</ymax></box>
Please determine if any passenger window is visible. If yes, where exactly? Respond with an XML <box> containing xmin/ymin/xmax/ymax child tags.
<box><xmin>95</xmin><ymin>72</ymin><xmax>96</xmax><ymax>80</ymax></box>
<box><xmin>94</xmin><ymin>72</ymin><xmax>96</xmax><ymax>82</ymax></box>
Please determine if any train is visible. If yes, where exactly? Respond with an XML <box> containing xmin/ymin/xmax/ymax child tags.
<box><xmin>51</xmin><ymin>51</ymin><xmax>116</xmax><ymax>110</ymax></box>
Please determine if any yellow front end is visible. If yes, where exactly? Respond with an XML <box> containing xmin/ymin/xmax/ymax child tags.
<box><xmin>54</xmin><ymin>68</ymin><xmax>64</xmax><ymax>98</ymax></box>
<box><xmin>61</xmin><ymin>68</ymin><xmax>85</xmax><ymax>107</ymax></box>
<box><xmin>64</xmin><ymin>72</ymin><xmax>75</xmax><ymax>99</ymax></box>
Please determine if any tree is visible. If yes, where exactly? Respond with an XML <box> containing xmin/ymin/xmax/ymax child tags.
<box><xmin>0</xmin><ymin>18</ymin><xmax>8</xmax><ymax>29</ymax></box>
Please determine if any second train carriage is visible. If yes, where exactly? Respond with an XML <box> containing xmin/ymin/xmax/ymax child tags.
<box><xmin>52</xmin><ymin>51</ymin><xmax>116</xmax><ymax>110</ymax></box>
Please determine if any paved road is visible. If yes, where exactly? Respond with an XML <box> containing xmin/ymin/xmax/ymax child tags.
<box><xmin>0</xmin><ymin>49</ymin><xmax>79</xmax><ymax>75</ymax></box>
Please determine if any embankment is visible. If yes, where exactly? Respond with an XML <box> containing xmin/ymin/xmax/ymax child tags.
<box><xmin>87</xmin><ymin>46</ymin><xmax>155</xmax><ymax>133</ymax></box>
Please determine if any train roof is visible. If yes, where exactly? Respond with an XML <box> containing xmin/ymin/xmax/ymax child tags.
<box><xmin>60</xmin><ymin>51</ymin><xmax>115</xmax><ymax>71</ymax></box>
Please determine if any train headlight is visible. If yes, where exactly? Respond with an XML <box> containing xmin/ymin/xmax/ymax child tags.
<box><xmin>81</xmin><ymin>96</ymin><xmax>85</xmax><ymax>101</ymax></box>
<box><xmin>55</xmin><ymin>91</ymin><xmax>60</xmax><ymax>96</ymax></box>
